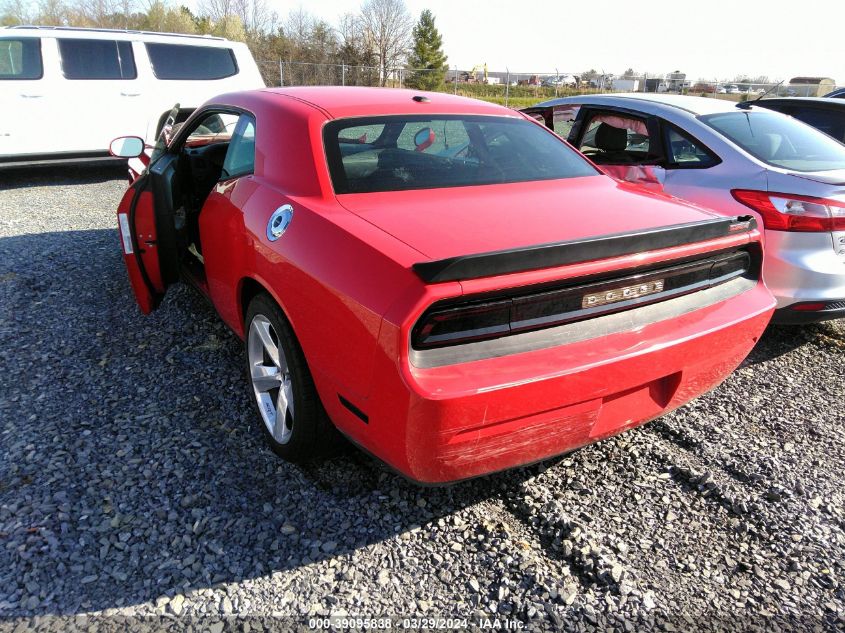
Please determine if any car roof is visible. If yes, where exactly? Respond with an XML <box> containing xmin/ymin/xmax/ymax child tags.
<box><xmin>0</xmin><ymin>25</ymin><xmax>232</xmax><ymax>44</ymax></box>
<box><xmin>537</xmin><ymin>93</ymin><xmax>740</xmax><ymax>116</ymax></box>
<box><xmin>261</xmin><ymin>86</ymin><xmax>516</xmax><ymax>119</ymax></box>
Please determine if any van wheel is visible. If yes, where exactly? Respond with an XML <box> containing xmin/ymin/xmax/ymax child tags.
<box><xmin>244</xmin><ymin>293</ymin><xmax>335</xmax><ymax>461</ymax></box>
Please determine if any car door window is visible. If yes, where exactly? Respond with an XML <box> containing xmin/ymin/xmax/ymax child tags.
<box><xmin>551</xmin><ymin>105</ymin><xmax>580</xmax><ymax>137</ymax></box>
<box><xmin>579</xmin><ymin>113</ymin><xmax>652</xmax><ymax>164</ymax></box>
<box><xmin>222</xmin><ymin>115</ymin><xmax>256</xmax><ymax>179</ymax></box>
<box><xmin>57</xmin><ymin>39</ymin><xmax>136</xmax><ymax>79</ymax></box>
<box><xmin>0</xmin><ymin>38</ymin><xmax>42</xmax><ymax>79</ymax></box>
<box><xmin>186</xmin><ymin>113</ymin><xmax>240</xmax><ymax>143</ymax></box>
<box><xmin>179</xmin><ymin>112</ymin><xmax>241</xmax><ymax>209</ymax></box>
<box><xmin>664</xmin><ymin>126</ymin><xmax>717</xmax><ymax>168</ymax></box>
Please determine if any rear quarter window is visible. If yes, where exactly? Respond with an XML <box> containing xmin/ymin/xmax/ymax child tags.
<box><xmin>0</xmin><ymin>38</ymin><xmax>43</xmax><ymax>80</ymax></box>
<box><xmin>58</xmin><ymin>39</ymin><xmax>136</xmax><ymax>79</ymax></box>
<box><xmin>145</xmin><ymin>43</ymin><xmax>238</xmax><ymax>80</ymax></box>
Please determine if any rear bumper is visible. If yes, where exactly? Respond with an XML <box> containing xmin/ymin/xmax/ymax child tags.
<box><xmin>762</xmin><ymin>230</ymin><xmax>845</xmax><ymax>310</ymax></box>
<box><xmin>350</xmin><ymin>280</ymin><xmax>774</xmax><ymax>484</ymax></box>
<box><xmin>772</xmin><ymin>301</ymin><xmax>845</xmax><ymax>324</ymax></box>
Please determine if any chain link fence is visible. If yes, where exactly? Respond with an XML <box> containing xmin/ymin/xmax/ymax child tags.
<box><xmin>256</xmin><ymin>61</ymin><xmax>843</xmax><ymax>108</ymax></box>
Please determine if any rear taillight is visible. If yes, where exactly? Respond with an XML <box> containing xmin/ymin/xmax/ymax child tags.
<box><xmin>412</xmin><ymin>300</ymin><xmax>511</xmax><ymax>349</ymax></box>
<box><xmin>731</xmin><ymin>189</ymin><xmax>845</xmax><ymax>232</ymax></box>
<box><xmin>412</xmin><ymin>249</ymin><xmax>755</xmax><ymax>350</ymax></box>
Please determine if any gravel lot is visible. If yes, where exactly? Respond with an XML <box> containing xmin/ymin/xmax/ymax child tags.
<box><xmin>0</xmin><ymin>164</ymin><xmax>844</xmax><ymax>632</ymax></box>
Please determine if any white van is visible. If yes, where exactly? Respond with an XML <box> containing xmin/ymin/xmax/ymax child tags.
<box><xmin>0</xmin><ymin>26</ymin><xmax>265</xmax><ymax>163</ymax></box>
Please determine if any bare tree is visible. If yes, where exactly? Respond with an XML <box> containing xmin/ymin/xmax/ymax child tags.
<box><xmin>36</xmin><ymin>0</ymin><xmax>70</xmax><ymax>25</ymax></box>
<box><xmin>199</xmin><ymin>0</ymin><xmax>271</xmax><ymax>39</ymax></box>
<box><xmin>198</xmin><ymin>0</ymin><xmax>235</xmax><ymax>26</ymax></box>
<box><xmin>360</xmin><ymin>0</ymin><xmax>411</xmax><ymax>86</ymax></box>
<box><xmin>0</xmin><ymin>0</ymin><xmax>32</xmax><ymax>24</ymax></box>
<box><xmin>338</xmin><ymin>12</ymin><xmax>376</xmax><ymax>69</ymax></box>
<box><xmin>71</xmin><ymin>0</ymin><xmax>132</xmax><ymax>27</ymax></box>
<box><xmin>231</xmin><ymin>0</ymin><xmax>273</xmax><ymax>39</ymax></box>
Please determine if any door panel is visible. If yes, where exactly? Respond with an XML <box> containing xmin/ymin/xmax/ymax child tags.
<box><xmin>663</xmin><ymin>162</ymin><xmax>768</xmax><ymax>219</ymax></box>
<box><xmin>117</xmin><ymin>179</ymin><xmax>160</xmax><ymax>314</ymax></box>
<box><xmin>116</xmin><ymin>154</ymin><xmax>180</xmax><ymax>314</ymax></box>
<box><xmin>601</xmin><ymin>164</ymin><xmax>667</xmax><ymax>192</ymax></box>
<box><xmin>0</xmin><ymin>36</ymin><xmax>51</xmax><ymax>157</ymax></box>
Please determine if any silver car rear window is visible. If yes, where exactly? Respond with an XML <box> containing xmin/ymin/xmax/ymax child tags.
<box><xmin>701</xmin><ymin>109</ymin><xmax>845</xmax><ymax>172</ymax></box>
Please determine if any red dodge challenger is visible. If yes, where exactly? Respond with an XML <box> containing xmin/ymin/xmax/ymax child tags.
<box><xmin>112</xmin><ymin>87</ymin><xmax>775</xmax><ymax>484</ymax></box>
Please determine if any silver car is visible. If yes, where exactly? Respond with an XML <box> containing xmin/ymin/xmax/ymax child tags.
<box><xmin>523</xmin><ymin>94</ymin><xmax>845</xmax><ymax>323</ymax></box>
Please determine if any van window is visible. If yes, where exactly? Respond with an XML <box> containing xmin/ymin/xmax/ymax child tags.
<box><xmin>0</xmin><ymin>38</ymin><xmax>43</xmax><ymax>80</ymax></box>
<box><xmin>145</xmin><ymin>43</ymin><xmax>238</xmax><ymax>80</ymax></box>
<box><xmin>58</xmin><ymin>39</ymin><xmax>137</xmax><ymax>80</ymax></box>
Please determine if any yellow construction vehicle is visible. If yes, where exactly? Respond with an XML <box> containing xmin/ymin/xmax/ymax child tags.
<box><xmin>460</xmin><ymin>63</ymin><xmax>488</xmax><ymax>84</ymax></box>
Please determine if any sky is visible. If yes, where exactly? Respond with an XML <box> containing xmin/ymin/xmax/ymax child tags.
<box><xmin>250</xmin><ymin>0</ymin><xmax>845</xmax><ymax>83</ymax></box>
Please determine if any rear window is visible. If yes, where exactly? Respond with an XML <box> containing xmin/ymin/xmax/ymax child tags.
<box><xmin>0</xmin><ymin>38</ymin><xmax>43</xmax><ymax>80</ymax></box>
<box><xmin>58</xmin><ymin>39</ymin><xmax>136</xmax><ymax>79</ymax></box>
<box><xmin>145</xmin><ymin>43</ymin><xmax>238</xmax><ymax>80</ymax></box>
<box><xmin>325</xmin><ymin>115</ymin><xmax>597</xmax><ymax>194</ymax></box>
<box><xmin>701</xmin><ymin>109</ymin><xmax>845</xmax><ymax>172</ymax></box>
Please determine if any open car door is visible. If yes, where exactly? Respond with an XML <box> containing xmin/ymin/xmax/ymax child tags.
<box><xmin>116</xmin><ymin>156</ymin><xmax>181</xmax><ymax>314</ymax></box>
<box><xmin>115</xmin><ymin>106</ymin><xmax>183</xmax><ymax>314</ymax></box>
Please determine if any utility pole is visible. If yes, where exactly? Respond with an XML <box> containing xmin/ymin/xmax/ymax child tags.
<box><xmin>505</xmin><ymin>68</ymin><xmax>510</xmax><ymax>106</ymax></box>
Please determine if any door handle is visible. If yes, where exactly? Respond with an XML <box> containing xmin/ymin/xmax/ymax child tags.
<box><xmin>121</xmin><ymin>92</ymin><xmax>141</xmax><ymax>97</ymax></box>
<box><xmin>20</xmin><ymin>94</ymin><xmax>43</xmax><ymax>98</ymax></box>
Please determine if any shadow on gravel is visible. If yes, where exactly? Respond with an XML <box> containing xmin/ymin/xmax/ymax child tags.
<box><xmin>0</xmin><ymin>162</ymin><xmax>128</xmax><ymax>191</ymax></box>
<box><xmin>743</xmin><ymin>322</ymin><xmax>842</xmax><ymax>366</ymax></box>
<box><xmin>0</xmin><ymin>228</ymin><xmax>540</xmax><ymax>616</ymax></box>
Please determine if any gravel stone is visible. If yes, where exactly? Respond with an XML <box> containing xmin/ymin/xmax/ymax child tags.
<box><xmin>0</xmin><ymin>164</ymin><xmax>843</xmax><ymax>631</ymax></box>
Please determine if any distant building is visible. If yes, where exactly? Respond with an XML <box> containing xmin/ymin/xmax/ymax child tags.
<box><xmin>613</xmin><ymin>78</ymin><xmax>640</xmax><ymax>92</ymax></box>
<box><xmin>786</xmin><ymin>77</ymin><xmax>836</xmax><ymax>97</ymax></box>
<box><xmin>664</xmin><ymin>71</ymin><xmax>687</xmax><ymax>92</ymax></box>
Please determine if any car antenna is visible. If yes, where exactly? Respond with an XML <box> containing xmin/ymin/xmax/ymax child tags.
<box><xmin>737</xmin><ymin>79</ymin><xmax>784</xmax><ymax>109</ymax></box>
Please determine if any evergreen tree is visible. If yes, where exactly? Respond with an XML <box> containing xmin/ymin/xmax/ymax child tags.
<box><xmin>405</xmin><ymin>9</ymin><xmax>447</xmax><ymax>91</ymax></box>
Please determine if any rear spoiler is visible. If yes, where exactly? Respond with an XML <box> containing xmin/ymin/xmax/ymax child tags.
<box><xmin>413</xmin><ymin>216</ymin><xmax>757</xmax><ymax>283</ymax></box>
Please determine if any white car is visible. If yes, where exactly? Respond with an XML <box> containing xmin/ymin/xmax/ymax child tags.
<box><xmin>0</xmin><ymin>26</ymin><xmax>264</xmax><ymax>164</ymax></box>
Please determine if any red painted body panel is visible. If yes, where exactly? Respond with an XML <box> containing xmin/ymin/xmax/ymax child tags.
<box><xmin>116</xmin><ymin>187</ymin><xmax>160</xmax><ymax>315</ymax></box>
<box><xmin>116</xmin><ymin>87</ymin><xmax>776</xmax><ymax>483</ymax></box>
<box><xmin>336</xmin><ymin>177</ymin><xmax>720</xmax><ymax>261</ymax></box>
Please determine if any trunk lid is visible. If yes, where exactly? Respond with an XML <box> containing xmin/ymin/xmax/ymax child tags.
<box><xmin>783</xmin><ymin>169</ymin><xmax>845</xmax><ymax>187</ymax></box>
<box><xmin>336</xmin><ymin>176</ymin><xmax>720</xmax><ymax>261</ymax></box>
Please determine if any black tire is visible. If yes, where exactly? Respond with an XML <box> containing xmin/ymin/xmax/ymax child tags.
<box><xmin>244</xmin><ymin>293</ymin><xmax>337</xmax><ymax>462</ymax></box>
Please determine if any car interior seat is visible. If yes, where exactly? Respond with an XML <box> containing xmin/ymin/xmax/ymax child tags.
<box><xmin>592</xmin><ymin>123</ymin><xmax>633</xmax><ymax>163</ymax></box>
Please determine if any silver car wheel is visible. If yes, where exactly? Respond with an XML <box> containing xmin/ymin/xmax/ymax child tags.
<box><xmin>247</xmin><ymin>314</ymin><xmax>294</xmax><ymax>444</ymax></box>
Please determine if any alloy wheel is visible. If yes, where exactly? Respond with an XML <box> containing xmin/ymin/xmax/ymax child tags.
<box><xmin>247</xmin><ymin>314</ymin><xmax>295</xmax><ymax>444</ymax></box>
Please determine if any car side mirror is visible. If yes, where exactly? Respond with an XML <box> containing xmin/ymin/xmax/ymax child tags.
<box><xmin>109</xmin><ymin>136</ymin><xmax>145</xmax><ymax>158</ymax></box>
<box><xmin>413</xmin><ymin>127</ymin><xmax>434</xmax><ymax>151</ymax></box>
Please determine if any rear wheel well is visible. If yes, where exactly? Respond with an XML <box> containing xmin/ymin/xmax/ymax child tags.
<box><xmin>240</xmin><ymin>278</ymin><xmax>268</xmax><ymax>324</ymax></box>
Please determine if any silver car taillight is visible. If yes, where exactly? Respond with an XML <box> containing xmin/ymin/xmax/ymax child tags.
<box><xmin>731</xmin><ymin>189</ymin><xmax>845</xmax><ymax>235</ymax></box>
